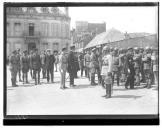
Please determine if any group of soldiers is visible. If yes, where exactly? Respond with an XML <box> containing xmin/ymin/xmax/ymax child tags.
<box><xmin>8</xmin><ymin>45</ymin><xmax>158</xmax><ymax>99</ymax></box>
<box><xmin>82</xmin><ymin>45</ymin><xmax>158</xmax><ymax>98</ymax></box>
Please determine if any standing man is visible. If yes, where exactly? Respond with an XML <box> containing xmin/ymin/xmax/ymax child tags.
<box><xmin>32</xmin><ymin>48</ymin><xmax>41</xmax><ymax>85</ymax></box>
<box><xmin>40</xmin><ymin>51</ymin><xmax>46</xmax><ymax>79</ymax></box>
<box><xmin>101</xmin><ymin>46</ymin><xmax>113</xmax><ymax>98</ymax></box>
<box><xmin>17</xmin><ymin>49</ymin><xmax>22</xmax><ymax>82</ymax></box>
<box><xmin>112</xmin><ymin>48</ymin><xmax>120</xmax><ymax>86</ymax></box>
<box><xmin>89</xmin><ymin>48</ymin><xmax>97</xmax><ymax>86</ymax></box>
<box><xmin>54</xmin><ymin>51</ymin><xmax>59</xmax><ymax>72</ymax></box>
<box><xmin>133</xmin><ymin>47</ymin><xmax>141</xmax><ymax>86</ymax></box>
<box><xmin>9</xmin><ymin>50</ymin><xmax>19</xmax><ymax>87</ymax></box>
<box><xmin>45</xmin><ymin>49</ymin><xmax>55</xmax><ymax>83</ymax></box>
<box><xmin>125</xmin><ymin>47</ymin><xmax>135</xmax><ymax>89</ymax></box>
<box><xmin>67</xmin><ymin>45</ymin><xmax>77</xmax><ymax>87</ymax></box>
<box><xmin>28</xmin><ymin>50</ymin><xmax>33</xmax><ymax>79</ymax></box>
<box><xmin>142</xmin><ymin>47</ymin><xmax>152</xmax><ymax>89</ymax></box>
<box><xmin>59</xmin><ymin>47</ymin><xmax>68</xmax><ymax>89</ymax></box>
<box><xmin>84</xmin><ymin>51</ymin><xmax>91</xmax><ymax>80</ymax></box>
<box><xmin>78</xmin><ymin>51</ymin><xmax>84</xmax><ymax>77</ymax></box>
<box><xmin>20</xmin><ymin>50</ymin><xmax>29</xmax><ymax>84</ymax></box>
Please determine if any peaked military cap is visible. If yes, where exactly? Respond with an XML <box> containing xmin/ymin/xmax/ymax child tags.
<box><xmin>12</xmin><ymin>50</ymin><xmax>17</xmax><ymax>54</ymax></box>
<box><xmin>127</xmin><ymin>47</ymin><xmax>133</xmax><ymax>50</ymax></box>
<box><xmin>70</xmin><ymin>45</ymin><xmax>75</xmax><ymax>49</ymax></box>
<box><xmin>62</xmin><ymin>47</ymin><xmax>66</xmax><ymax>51</ymax></box>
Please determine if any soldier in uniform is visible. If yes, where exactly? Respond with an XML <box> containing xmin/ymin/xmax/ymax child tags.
<box><xmin>9</xmin><ymin>50</ymin><xmax>19</xmax><ymax>87</ymax></box>
<box><xmin>151</xmin><ymin>48</ymin><xmax>158</xmax><ymax>85</ymax></box>
<box><xmin>101</xmin><ymin>46</ymin><xmax>113</xmax><ymax>98</ymax></box>
<box><xmin>40</xmin><ymin>51</ymin><xmax>46</xmax><ymax>79</ymax></box>
<box><xmin>17</xmin><ymin>49</ymin><xmax>22</xmax><ymax>82</ymax></box>
<box><xmin>125</xmin><ymin>47</ymin><xmax>135</xmax><ymax>89</ymax></box>
<box><xmin>89</xmin><ymin>48</ymin><xmax>98</xmax><ymax>85</ymax></box>
<box><xmin>59</xmin><ymin>47</ymin><xmax>68</xmax><ymax>89</ymax></box>
<box><xmin>84</xmin><ymin>51</ymin><xmax>91</xmax><ymax>80</ymax></box>
<box><xmin>133</xmin><ymin>47</ymin><xmax>141</xmax><ymax>86</ymax></box>
<box><xmin>20</xmin><ymin>50</ymin><xmax>29</xmax><ymax>84</ymax></box>
<box><xmin>29</xmin><ymin>50</ymin><xmax>34</xmax><ymax>79</ymax></box>
<box><xmin>67</xmin><ymin>45</ymin><xmax>77</xmax><ymax>87</ymax></box>
<box><xmin>31</xmin><ymin>49</ymin><xmax>41</xmax><ymax>85</ymax></box>
<box><xmin>78</xmin><ymin>51</ymin><xmax>84</xmax><ymax>77</ymax></box>
<box><xmin>142</xmin><ymin>47</ymin><xmax>152</xmax><ymax>88</ymax></box>
<box><xmin>45</xmin><ymin>49</ymin><xmax>55</xmax><ymax>83</ymax></box>
<box><xmin>112</xmin><ymin>48</ymin><xmax>120</xmax><ymax>86</ymax></box>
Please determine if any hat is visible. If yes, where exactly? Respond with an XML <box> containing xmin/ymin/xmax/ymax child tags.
<box><xmin>127</xmin><ymin>47</ymin><xmax>133</xmax><ymax>50</ymax></box>
<box><xmin>46</xmin><ymin>49</ymin><xmax>51</xmax><ymax>52</ymax></box>
<box><xmin>62</xmin><ymin>47</ymin><xmax>66</xmax><ymax>51</ymax></box>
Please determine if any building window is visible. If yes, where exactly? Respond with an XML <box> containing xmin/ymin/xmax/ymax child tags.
<box><xmin>42</xmin><ymin>43</ymin><xmax>48</xmax><ymax>50</ymax></box>
<box><xmin>14</xmin><ymin>22</ymin><xmax>21</xmax><ymax>36</ymax></box>
<box><xmin>42</xmin><ymin>22</ymin><xmax>49</xmax><ymax>36</ymax></box>
<box><xmin>29</xmin><ymin>23</ymin><xmax>34</xmax><ymax>36</ymax></box>
<box><xmin>53</xmin><ymin>43</ymin><xmax>59</xmax><ymax>51</ymax></box>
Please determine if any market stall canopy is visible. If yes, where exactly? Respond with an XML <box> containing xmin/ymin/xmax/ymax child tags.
<box><xmin>85</xmin><ymin>28</ymin><xmax>125</xmax><ymax>49</ymax></box>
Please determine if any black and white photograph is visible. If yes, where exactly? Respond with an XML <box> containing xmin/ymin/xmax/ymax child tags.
<box><xmin>3</xmin><ymin>2</ymin><xmax>159</xmax><ymax>125</ymax></box>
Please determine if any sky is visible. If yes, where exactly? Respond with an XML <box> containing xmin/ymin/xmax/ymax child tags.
<box><xmin>66</xmin><ymin>6</ymin><xmax>158</xmax><ymax>34</ymax></box>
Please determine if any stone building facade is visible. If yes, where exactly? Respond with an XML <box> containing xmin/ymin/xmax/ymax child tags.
<box><xmin>6</xmin><ymin>7</ymin><xmax>71</xmax><ymax>55</ymax></box>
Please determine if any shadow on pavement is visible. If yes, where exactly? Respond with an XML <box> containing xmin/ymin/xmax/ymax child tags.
<box><xmin>112</xmin><ymin>95</ymin><xmax>142</xmax><ymax>99</ymax></box>
<box><xmin>73</xmin><ymin>84</ymin><xmax>96</xmax><ymax>89</ymax></box>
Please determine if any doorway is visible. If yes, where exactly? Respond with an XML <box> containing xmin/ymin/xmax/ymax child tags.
<box><xmin>28</xmin><ymin>43</ymin><xmax>36</xmax><ymax>52</ymax></box>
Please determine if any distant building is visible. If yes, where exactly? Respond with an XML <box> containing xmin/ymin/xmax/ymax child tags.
<box><xmin>72</xmin><ymin>21</ymin><xmax>106</xmax><ymax>51</ymax></box>
<box><xmin>6</xmin><ymin>7</ymin><xmax>71</xmax><ymax>55</ymax></box>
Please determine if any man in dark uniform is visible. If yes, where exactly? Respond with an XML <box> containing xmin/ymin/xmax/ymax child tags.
<box><xmin>112</xmin><ymin>48</ymin><xmax>120</xmax><ymax>86</ymax></box>
<box><xmin>67</xmin><ymin>45</ymin><xmax>77</xmax><ymax>87</ymax></box>
<box><xmin>45</xmin><ymin>49</ymin><xmax>55</xmax><ymax>83</ymax></box>
<box><xmin>9</xmin><ymin>50</ymin><xmax>19</xmax><ymax>87</ymax></box>
<box><xmin>20</xmin><ymin>50</ymin><xmax>29</xmax><ymax>84</ymax></box>
<box><xmin>125</xmin><ymin>47</ymin><xmax>135</xmax><ymax>89</ymax></box>
<box><xmin>17</xmin><ymin>49</ymin><xmax>22</xmax><ymax>82</ymax></box>
<box><xmin>29</xmin><ymin>50</ymin><xmax>34</xmax><ymax>79</ymax></box>
<box><xmin>31</xmin><ymin>48</ymin><xmax>41</xmax><ymax>85</ymax></box>
<box><xmin>78</xmin><ymin>51</ymin><xmax>84</xmax><ymax>77</ymax></box>
<box><xmin>133</xmin><ymin>47</ymin><xmax>141</xmax><ymax>86</ymax></box>
<box><xmin>40</xmin><ymin>50</ymin><xmax>46</xmax><ymax>79</ymax></box>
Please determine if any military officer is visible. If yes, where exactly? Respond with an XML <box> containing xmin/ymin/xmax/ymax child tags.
<box><xmin>31</xmin><ymin>48</ymin><xmax>41</xmax><ymax>85</ymax></box>
<box><xmin>40</xmin><ymin>51</ymin><xmax>46</xmax><ymax>79</ymax></box>
<box><xmin>133</xmin><ymin>47</ymin><xmax>141</xmax><ymax>86</ymax></box>
<box><xmin>28</xmin><ymin>50</ymin><xmax>34</xmax><ymax>79</ymax></box>
<box><xmin>67</xmin><ymin>45</ymin><xmax>77</xmax><ymax>87</ymax></box>
<box><xmin>89</xmin><ymin>48</ymin><xmax>98</xmax><ymax>85</ymax></box>
<box><xmin>101</xmin><ymin>46</ymin><xmax>113</xmax><ymax>98</ymax></box>
<box><xmin>17</xmin><ymin>49</ymin><xmax>22</xmax><ymax>82</ymax></box>
<box><xmin>78</xmin><ymin>51</ymin><xmax>84</xmax><ymax>77</ymax></box>
<box><xmin>142</xmin><ymin>47</ymin><xmax>152</xmax><ymax>88</ymax></box>
<box><xmin>59</xmin><ymin>47</ymin><xmax>68</xmax><ymax>89</ymax></box>
<box><xmin>84</xmin><ymin>51</ymin><xmax>91</xmax><ymax>80</ymax></box>
<box><xmin>151</xmin><ymin>48</ymin><xmax>158</xmax><ymax>85</ymax></box>
<box><xmin>20</xmin><ymin>50</ymin><xmax>29</xmax><ymax>84</ymax></box>
<box><xmin>9</xmin><ymin>50</ymin><xmax>19</xmax><ymax>87</ymax></box>
<box><xmin>45</xmin><ymin>49</ymin><xmax>55</xmax><ymax>83</ymax></box>
<box><xmin>112</xmin><ymin>48</ymin><xmax>120</xmax><ymax>86</ymax></box>
<box><xmin>125</xmin><ymin>47</ymin><xmax>135</xmax><ymax>89</ymax></box>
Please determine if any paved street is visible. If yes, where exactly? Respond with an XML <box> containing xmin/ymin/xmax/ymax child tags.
<box><xmin>6</xmin><ymin>66</ymin><xmax>158</xmax><ymax>115</ymax></box>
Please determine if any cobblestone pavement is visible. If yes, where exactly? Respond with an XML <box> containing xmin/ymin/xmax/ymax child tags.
<box><xmin>6</xmin><ymin>66</ymin><xmax>158</xmax><ymax>115</ymax></box>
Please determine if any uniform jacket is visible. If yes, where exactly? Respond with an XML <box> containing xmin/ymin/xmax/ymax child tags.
<box><xmin>31</xmin><ymin>54</ymin><xmax>41</xmax><ymax>70</ymax></box>
<box><xmin>45</xmin><ymin>54</ymin><xmax>55</xmax><ymax>70</ymax></box>
<box><xmin>67</xmin><ymin>51</ymin><xmax>78</xmax><ymax>73</ymax></box>
<box><xmin>142</xmin><ymin>53</ymin><xmax>151</xmax><ymax>70</ymax></box>
<box><xmin>133</xmin><ymin>53</ymin><xmax>141</xmax><ymax>68</ymax></box>
<box><xmin>84</xmin><ymin>53</ymin><xmax>91</xmax><ymax>68</ymax></box>
<box><xmin>9</xmin><ymin>54</ymin><xmax>19</xmax><ymax>71</ymax></box>
<box><xmin>126</xmin><ymin>54</ymin><xmax>135</xmax><ymax>74</ymax></box>
<box><xmin>20</xmin><ymin>55</ymin><xmax>29</xmax><ymax>72</ymax></box>
<box><xmin>59</xmin><ymin>52</ymin><xmax>67</xmax><ymax>71</ymax></box>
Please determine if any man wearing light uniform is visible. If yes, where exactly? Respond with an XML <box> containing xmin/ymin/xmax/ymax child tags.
<box><xmin>101</xmin><ymin>46</ymin><xmax>113</xmax><ymax>98</ymax></box>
